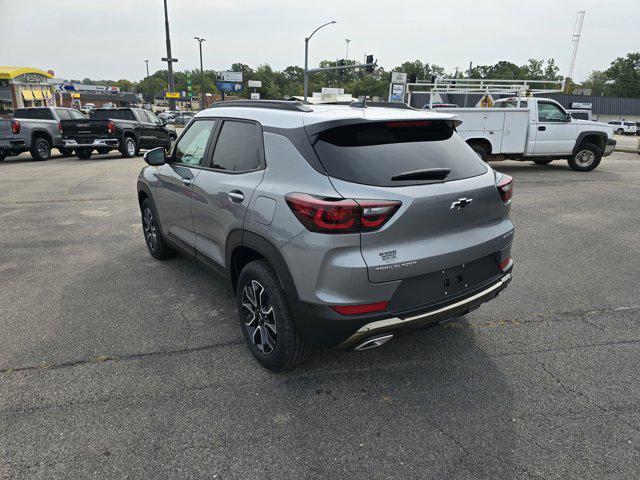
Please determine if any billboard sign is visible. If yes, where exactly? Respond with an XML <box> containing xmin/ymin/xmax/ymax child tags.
<box><xmin>165</xmin><ymin>92</ymin><xmax>180</xmax><ymax>99</ymax></box>
<box><xmin>391</xmin><ymin>72</ymin><xmax>407</xmax><ymax>84</ymax></box>
<box><xmin>248</xmin><ymin>80</ymin><xmax>262</xmax><ymax>88</ymax></box>
<box><xmin>219</xmin><ymin>71</ymin><xmax>243</xmax><ymax>82</ymax></box>
<box><xmin>216</xmin><ymin>81</ymin><xmax>242</xmax><ymax>93</ymax></box>
<box><xmin>389</xmin><ymin>83</ymin><xmax>405</xmax><ymax>102</ymax></box>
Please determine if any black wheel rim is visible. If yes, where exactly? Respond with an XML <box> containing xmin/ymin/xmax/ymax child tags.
<box><xmin>142</xmin><ymin>207</ymin><xmax>158</xmax><ymax>252</ymax></box>
<box><xmin>38</xmin><ymin>141</ymin><xmax>49</xmax><ymax>159</ymax></box>
<box><xmin>241</xmin><ymin>280</ymin><xmax>277</xmax><ymax>355</ymax></box>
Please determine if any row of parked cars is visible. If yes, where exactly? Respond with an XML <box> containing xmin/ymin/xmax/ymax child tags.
<box><xmin>0</xmin><ymin>106</ymin><xmax>179</xmax><ymax>161</ymax></box>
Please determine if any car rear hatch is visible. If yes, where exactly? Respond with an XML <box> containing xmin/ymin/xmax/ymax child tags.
<box><xmin>306</xmin><ymin>116</ymin><xmax>514</xmax><ymax>291</ymax></box>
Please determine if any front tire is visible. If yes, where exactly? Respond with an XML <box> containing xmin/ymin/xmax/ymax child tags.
<box><xmin>121</xmin><ymin>136</ymin><xmax>137</xmax><ymax>158</ymax></box>
<box><xmin>30</xmin><ymin>137</ymin><xmax>51</xmax><ymax>161</ymax></box>
<box><xmin>0</xmin><ymin>151</ymin><xmax>6</xmax><ymax>162</ymax></box>
<box><xmin>616</xmin><ymin>128</ymin><xmax>624</xmax><ymax>135</ymax></box>
<box><xmin>141</xmin><ymin>198</ymin><xmax>175</xmax><ymax>260</ymax></box>
<box><xmin>237</xmin><ymin>260</ymin><xmax>311</xmax><ymax>371</ymax></box>
<box><xmin>568</xmin><ymin>143</ymin><xmax>602</xmax><ymax>172</ymax></box>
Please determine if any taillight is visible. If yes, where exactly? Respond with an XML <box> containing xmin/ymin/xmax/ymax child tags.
<box><xmin>499</xmin><ymin>257</ymin><xmax>512</xmax><ymax>270</ymax></box>
<box><xmin>331</xmin><ymin>301</ymin><xmax>389</xmax><ymax>315</ymax></box>
<box><xmin>496</xmin><ymin>174</ymin><xmax>513</xmax><ymax>203</ymax></box>
<box><xmin>107</xmin><ymin>121</ymin><xmax>115</xmax><ymax>134</ymax></box>
<box><xmin>58</xmin><ymin>121</ymin><xmax>63</xmax><ymax>134</ymax></box>
<box><xmin>285</xmin><ymin>193</ymin><xmax>401</xmax><ymax>234</ymax></box>
<box><xmin>11</xmin><ymin>120</ymin><xmax>20</xmax><ymax>134</ymax></box>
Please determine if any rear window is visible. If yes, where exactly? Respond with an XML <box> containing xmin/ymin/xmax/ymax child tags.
<box><xmin>13</xmin><ymin>108</ymin><xmax>53</xmax><ymax>120</ymax></box>
<box><xmin>312</xmin><ymin>121</ymin><xmax>487</xmax><ymax>187</ymax></box>
<box><xmin>570</xmin><ymin>112</ymin><xmax>589</xmax><ymax>120</ymax></box>
<box><xmin>92</xmin><ymin>109</ymin><xmax>136</xmax><ymax>121</ymax></box>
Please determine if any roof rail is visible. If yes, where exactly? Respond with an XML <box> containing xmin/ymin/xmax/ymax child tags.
<box><xmin>208</xmin><ymin>100</ymin><xmax>313</xmax><ymax>112</ymax></box>
<box><xmin>367</xmin><ymin>101</ymin><xmax>417</xmax><ymax>110</ymax></box>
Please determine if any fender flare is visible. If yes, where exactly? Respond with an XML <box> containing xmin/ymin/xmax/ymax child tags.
<box><xmin>30</xmin><ymin>129</ymin><xmax>53</xmax><ymax>146</ymax></box>
<box><xmin>573</xmin><ymin>131</ymin><xmax>607</xmax><ymax>154</ymax></box>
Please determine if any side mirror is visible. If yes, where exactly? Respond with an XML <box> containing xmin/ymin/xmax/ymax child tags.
<box><xmin>144</xmin><ymin>147</ymin><xmax>166</xmax><ymax>166</ymax></box>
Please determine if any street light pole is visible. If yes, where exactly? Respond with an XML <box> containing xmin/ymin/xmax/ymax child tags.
<box><xmin>303</xmin><ymin>20</ymin><xmax>336</xmax><ymax>103</ymax></box>
<box><xmin>144</xmin><ymin>59</ymin><xmax>150</xmax><ymax>78</ymax></box>
<box><xmin>194</xmin><ymin>37</ymin><xmax>206</xmax><ymax>110</ymax></box>
<box><xmin>345</xmin><ymin>39</ymin><xmax>350</xmax><ymax>62</ymax></box>
<box><xmin>163</xmin><ymin>0</ymin><xmax>176</xmax><ymax>110</ymax></box>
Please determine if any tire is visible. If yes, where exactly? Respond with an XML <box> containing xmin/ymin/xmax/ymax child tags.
<box><xmin>568</xmin><ymin>143</ymin><xmax>602</xmax><ymax>172</ymax></box>
<box><xmin>58</xmin><ymin>147</ymin><xmax>74</xmax><ymax>157</ymax></box>
<box><xmin>77</xmin><ymin>149</ymin><xmax>92</xmax><ymax>160</ymax></box>
<box><xmin>470</xmin><ymin>143</ymin><xmax>488</xmax><ymax>162</ymax></box>
<box><xmin>97</xmin><ymin>147</ymin><xmax>110</xmax><ymax>155</ymax></box>
<box><xmin>30</xmin><ymin>137</ymin><xmax>51</xmax><ymax>161</ymax></box>
<box><xmin>0</xmin><ymin>151</ymin><xmax>6</xmax><ymax>162</ymax></box>
<box><xmin>237</xmin><ymin>260</ymin><xmax>312</xmax><ymax>371</ymax></box>
<box><xmin>616</xmin><ymin>128</ymin><xmax>624</xmax><ymax>135</ymax></box>
<box><xmin>533</xmin><ymin>159</ymin><xmax>553</xmax><ymax>165</ymax></box>
<box><xmin>121</xmin><ymin>136</ymin><xmax>137</xmax><ymax>158</ymax></box>
<box><xmin>141</xmin><ymin>198</ymin><xmax>175</xmax><ymax>260</ymax></box>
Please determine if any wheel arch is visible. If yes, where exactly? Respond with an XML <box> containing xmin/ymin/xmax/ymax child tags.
<box><xmin>466</xmin><ymin>137</ymin><xmax>493</xmax><ymax>154</ymax></box>
<box><xmin>31</xmin><ymin>129</ymin><xmax>53</xmax><ymax>145</ymax></box>
<box><xmin>574</xmin><ymin>131</ymin><xmax>607</xmax><ymax>154</ymax></box>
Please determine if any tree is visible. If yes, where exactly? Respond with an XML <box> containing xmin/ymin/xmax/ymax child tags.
<box><xmin>604</xmin><ymin>52</ymin><xmax>640</xmax><ymax>97</ymax></box>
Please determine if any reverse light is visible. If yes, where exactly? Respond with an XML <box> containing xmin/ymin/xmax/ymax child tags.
<box><xmin>107</xmin><ymin>121</ymin><xmax>116</xmax><ymax>134</ymax></box>
<box><xmin>11</xmin><ymin>120</ymin><xmax>20</xmax><ymax>134</ymax></box>
<box><xmin>285</xmin><ymin>193</ymin><xmax>401</xmax><ymax>234</ymax></box>
<box><xmin>496</xmin><ymin>174</ymin><xmax>513</xmax><ymax>203</ymax></box>
<box><xmin>331</xmin><ymin>301</ymin><xmax>389</xmax><ymax>315</ymax></box>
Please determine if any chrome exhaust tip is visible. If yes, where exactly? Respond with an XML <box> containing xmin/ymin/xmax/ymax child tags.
<box><xmin>354</xmin><ymin>334</ymin><xmax>394</xmax><ymax>351</ymax></box>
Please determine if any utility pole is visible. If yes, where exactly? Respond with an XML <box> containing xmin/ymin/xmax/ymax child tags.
<box><xmin>304</xmin><ymin>20</ymin><xmax>336</xmax><ymax>102</ymax></box>
<box><xmin>463</xmin><ymin>61</ymin><xmax>472</xmax><ymax>107</ymax></box>
<box><xmin>194</xmin><ymin>37</ymin><xmax>206</xmax><ymax>109</ymax></box>
<box><xmin>161</xmin><ymin>0</ymin><xmax>178</xmax><ymax>110</ymax></box>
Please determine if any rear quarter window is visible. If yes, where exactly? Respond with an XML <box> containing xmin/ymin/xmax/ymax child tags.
<box><xmin>312</xmin><ymin>121</ymin><xmax>487</xmax><ymax>187</ymax></box>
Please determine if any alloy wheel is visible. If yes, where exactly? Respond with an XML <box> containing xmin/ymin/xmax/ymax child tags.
<box><xmin>127</xmin><ymin>139</ymin><xmax>136</xmax><ymax>156</ymax></box>
<box><xmin>38</xmin><ymin>141</ymin><xmax>50</xmax><ymax>159</ymax></box>
<box><xmin>142</xmin><ymin>207</ymin><xmax>158</xmax><ymax>252</ymax></box>
<box><xmin>241</xmin><ymin>280</ymin><xmax>277</xmax><ymax>355</ymax></box>
<box><xmin>575</xmin><ymin>149</ymin><xmax>595</xmax><ymax>167</ymax></box>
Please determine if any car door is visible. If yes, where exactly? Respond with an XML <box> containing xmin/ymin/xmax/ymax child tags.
<box><xmin>146</xmin><ymin>110</ymin><xmax>170</xmax><ymax>147</ymax></box>
<box><xmin>191</xmin><ymin>119</ymin><xmax>266</xmax><ymax>266</ymax></box>
<box><xmin>533</xmin><ymin>101</ymin><xmax>577</xmax><ymax>155</ymax></box>
<box><xmin>153</xmin><ymin>119</ymin><xmax>218</xmax><ymax>255</ymax></box>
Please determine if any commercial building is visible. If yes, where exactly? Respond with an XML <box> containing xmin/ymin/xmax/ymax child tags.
<box><xmin>0</xmin><ymin>66</ymin><xmax>56</xmax><ymax>115</ymax></box>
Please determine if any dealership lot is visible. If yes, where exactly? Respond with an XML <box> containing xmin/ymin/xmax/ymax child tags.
<box><xmin>1</xmin><ymin>152</ymin><xmax>639</xmax><ymax>479</ymax></box>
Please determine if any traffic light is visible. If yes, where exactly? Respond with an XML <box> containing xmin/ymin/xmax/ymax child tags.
<box><xmin>365</xmin><ymin>55</ymin><xmax>374</xmax><ymax>73</ymax></box>
<box><xmin>409</xmin><ymin>73</ymin><xmax>417</xmax><ymax>83</ymax></box>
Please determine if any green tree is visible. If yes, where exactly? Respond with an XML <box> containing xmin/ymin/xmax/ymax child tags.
<box><xmin>604</xmin><ymin>52</ymin><xmax>640</xmax><ymax>97</ymax></box>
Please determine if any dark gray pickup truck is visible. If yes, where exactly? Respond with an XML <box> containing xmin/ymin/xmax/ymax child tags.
<box><xmin>60</xmin><ymin>108</ymin><xmax>177</xmax><ymax>159</ymax></box>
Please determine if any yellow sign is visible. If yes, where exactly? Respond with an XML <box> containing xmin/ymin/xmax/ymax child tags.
<box><xmin>71</xmin><ymin>93</ymin><xmax>81</xmax><ymax>99</ymax></box>
<box><xmin>165</xmin><ymin>92</ymin><xmax>180</xmax><ymax>99</ymax></box>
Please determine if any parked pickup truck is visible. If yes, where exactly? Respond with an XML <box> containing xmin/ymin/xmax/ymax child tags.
<box><xmin>60</xmin><ymin>108</ymin><xmax>177</xmax><ymax>159</ymax></box>
<box><xmin>8</xmin><ymin>107</ymin><xmax>87</xmax><ymax>161</ymax></box>
<box><xmin>436</xmin><ymin>96</ymin><xmax>616</xmax><ymax>171</ymax></box>
<box><xmin>0</xmin><ymin>118</ymin><xmax>27</xmax><ymax>162</ymax></box>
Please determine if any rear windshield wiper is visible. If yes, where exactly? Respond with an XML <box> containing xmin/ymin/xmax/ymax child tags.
<box><xmin>391</xmin><ymin>168</ymin><xmax>451</xmax><ymax>182</ymax></box>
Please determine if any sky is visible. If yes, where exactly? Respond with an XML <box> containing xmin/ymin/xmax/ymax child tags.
<box><xmin>2</xmin><ymin>0</ymin><xmax>639</xmax><ymax>83</ymax></box>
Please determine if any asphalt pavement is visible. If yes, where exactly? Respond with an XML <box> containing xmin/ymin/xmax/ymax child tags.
<box><xmin>0</xmin><ymin>151</ymin><xmax>639</xmax><ymax>479</ymax></box>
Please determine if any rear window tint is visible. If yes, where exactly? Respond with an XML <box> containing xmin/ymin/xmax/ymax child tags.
<box><xmin>312</xmin><ymin>121</ymin><xmax>487</xmax><ymax>187</ymax></box>
<box><xmin>92</xmin><ymin>109</ymin><xmax>136</xmax><ymax>121</ymax></box>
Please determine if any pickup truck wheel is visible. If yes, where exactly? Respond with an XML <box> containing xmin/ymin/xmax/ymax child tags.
<box><xmin>121</xmin><ymin>137</ymin><xmax>136</xmax><ymax>158</ymax></box>
<box><xmin>568</xmin><ymin>143</ymin><xmax>601</xmax><ymax>172</ymax></box>
<box><xmin>533</xmin><ymin>159</ymin><xmax>553</xmax><ymax>165</ymax></box>
<box><xmin>30</xmin><ymin>137</ymin><xmax>51</xmax><ymax>161</ymax></box>
<box><xmin>58</xmin><ymin>148</ymin><xmax>74</xmax><ymax>157</ymax></box>
<box><xmin>470</xmin><ymin>144</ymin><xmax>488</xmax><ymax>162</ymax></box>
<box><xmin>0</xmin><ymin>151</ymin><xmax>6</xmax><ymax>162</ymax></box>
<box><xmin>141</xmin><ymin>198</ymin><xmax>175</xmax><ymax>260</ymax></box>
<box><xmin>237</xmin><ymin>260</ymin><xmax>312</xmax><ymax>371</ymax></box>
<box><xmin>77</xmin><ymin>149</ymin><xmax>92</xmax><ymax>160</ymax></box>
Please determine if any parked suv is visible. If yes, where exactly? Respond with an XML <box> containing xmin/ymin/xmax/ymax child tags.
<box><xmin>608</xmin><ymin>121</ymin><xmax>638</xmax><ymax>135</ymax></box>
<box><xmin>137</xmin><ymin>100</ymin><xmax>515</xmax><ymax>370</ymax></box>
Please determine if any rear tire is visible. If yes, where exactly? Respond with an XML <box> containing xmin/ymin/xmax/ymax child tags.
<box><xmin>237</xmin><ymin>260</ymin><xmax>312</xmax><ymax>371</ymax></box>
<box><xmin>533</xmin><ymin>159</ymin><xmax>553</xmax><ymax>165</ymax></box>
<box><xmin>121</xmin><ymin>136</ymin><xmax>137</xmax><ymax>158</ymax></box>
<box><xmin>58</xmin><ymin>147</ymin><xmax>74</xmax><ymax>157</ymax></box>
<box><xmin>470</xmin><ymin>144</ymin><xmax>488</xmax><ymax>162</ymax></box>
<box><xmin>30</xmin><ymin>137</ymin><xmax>51</xmax><ymax>161</ymax></box>
<box><xmin>77</xmin><ymin>149</ymin><xmax>92</xmax><ymax>160</ymax></box>
<box><xmin>141</xmin><ymin>198</ymin><xmax>175</xmax><ymax>260</ymax></box>
<box><xmin>568</xmin><ymin>143</ymin><xmax>601</xmax><ymax>172</ymax></box>
<box><xmin>0</xmin><ymin>151</ymin><xmax>6</xmax><ymax>162</ymax></box>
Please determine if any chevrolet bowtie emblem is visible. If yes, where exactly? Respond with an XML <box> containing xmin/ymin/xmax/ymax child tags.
<box><xmin>450</xmin><ymin>198</ymin><xmax>473</xmax><ymax>210</ymax></box>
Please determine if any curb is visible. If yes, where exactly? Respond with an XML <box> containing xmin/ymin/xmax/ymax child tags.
<box><xmin>614</xmin><ymin>148</ymin><xmax>638</xmax><ymax>154</ymax></box>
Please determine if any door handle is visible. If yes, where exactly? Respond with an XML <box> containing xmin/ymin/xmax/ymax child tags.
<box><xmin>180</xmin><ymin>177</ymin><xmax>192</xmax><ymax>186</ymax></box>
<box><xmin>228</xmin><ymin>190</ymin><xmax>244</xmax><ymax>203</ymax></box>
<box><xmin>538</xmin><ymin>126</ymin><xmax>546</xmax><ymax>131</ymax></box>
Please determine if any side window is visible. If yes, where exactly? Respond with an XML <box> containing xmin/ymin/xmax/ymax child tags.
<box><xmin>56</xmin><ymin>109</ymin><xmax>71</xmax><ymax>120</ymax></box>
<box><xmin>210</xmin><ymin>121</ymin><xmax>262</xmax><ymax>172</ymax></box>
<box><xmin>538</xmin><ymin>103</ymin><xmax>566</xmax><ymax>122</ymax></box>
<box><xmin>136</xmin><ymin>110</ymin><xmax>151</xmax><ymax>123</ymax></box>
<box><xmin>30</xmin><ymin>109</ymin><xmax>54</xmax><ymax>120</ymax></box>
<box><xmin>70</xmin><ymin>110</ymin><xmax>86</xmax><ymax>119</ymax></box>
<box><xmin>173</xmin><ymin>120</ymin><xmax>216</xmax><ymax>166</ymax></box>
<box><xmin>147</xmin><ymin>111</ymin><xmax>162</xmax><ymax>124</ymax></box>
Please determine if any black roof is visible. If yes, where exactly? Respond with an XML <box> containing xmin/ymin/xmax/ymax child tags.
<box><xmin>208</xmin><ymin>100</ymin><xmax>312</xmax><ymax>112</ymax></box>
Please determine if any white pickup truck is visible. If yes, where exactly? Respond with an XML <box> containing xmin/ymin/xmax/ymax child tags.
<box><xmin>437</xmin><ymin>96</ymin><xmax>616</xmax><ymax>171</ymax></box>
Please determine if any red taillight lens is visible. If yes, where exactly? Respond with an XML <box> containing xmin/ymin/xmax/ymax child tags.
<box><xmin>499</xmin><ymin>257</ymin><xmax>511</xmax><ymax>270</ymax></box>
<box><xmin>285</xmin><ymin>193</ymin><xmax>401</xmax><ymax>234</ymax></box>
<box><xmin>331</xmin><ymin>301</ymin><xmax>389</xmax><ymax>315</ymax></box>
<box><xmin>58</xmin><ymin>121</ymin><xmax>63</xmax><ymax>134</ymax></box>
<box><xmin>496</xmin><ymin>174</ymin><xmax>513</xmax><ymax>203</ymax></box>
<box><xmin>107</xmin><ymin>121</ymin><xmax>115</xmax><ymax>134</ymax></box>
<box><xmin>11</xmin><ymin>120</ymin><xmax>20</xmax><ymax>134</ymax></box>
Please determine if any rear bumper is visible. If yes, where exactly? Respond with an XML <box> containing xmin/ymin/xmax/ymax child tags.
<box><xmin>292</xmin><ymin>264</ymin><xmax>513</xmax><ymax>348</ymax></box>
<box><xmin>64</xmin><ymin>138</ymin><xmax>119</xmax><ymax>149</ymax></box>
<box><xmin>603</xmin><ymin>139</ymin><xmax>616</xmax><ymax>157</ymax></box>
<box><xmin>0</xmin><ymin>138</ymin><xmax>27</xmax><ymax>151</ymax></box>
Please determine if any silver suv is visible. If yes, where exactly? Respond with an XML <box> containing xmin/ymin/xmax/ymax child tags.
<box><xmin>137</xmin><ymin>100</ymin><xmax>515</xmax><ymax>370</ymax></box>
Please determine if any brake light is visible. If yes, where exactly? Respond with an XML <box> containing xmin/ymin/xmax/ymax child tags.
<box><xmin>385</xmin><ymin>120</ymin><xmax>433</xmax><ymax>128</ymax></box>
<box><xmin>331</xmin><ymin>301</ymin><xmax>389</xmax><ymax>315</ymax></box>
<box><xmin>107</xmin><ymin>121</ymin><xmax>115</xmax><ymax>134</ymax></box>
<box><xmin>496</xmin><ymin>174</ymin><xmax>513</xmax><ymax>203</ymax></box>
<box><xmin>58</xmin><ymin>121</ymin><xmax>63</xmax><ymax>134</ymax></box>
<box><xmin>499</xmin><ymin>258</ymin><xmax>511</xmax><ymax>270</ymax></box>
<box><xmin>11</xmin><ymin>120</ymin><xmax>20</xmax><ymax>134</ymax></box>
<box><xmin>285</xmin><ymin>193</ymin><xmax>401</xmax><ymax>234</ymax></box>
